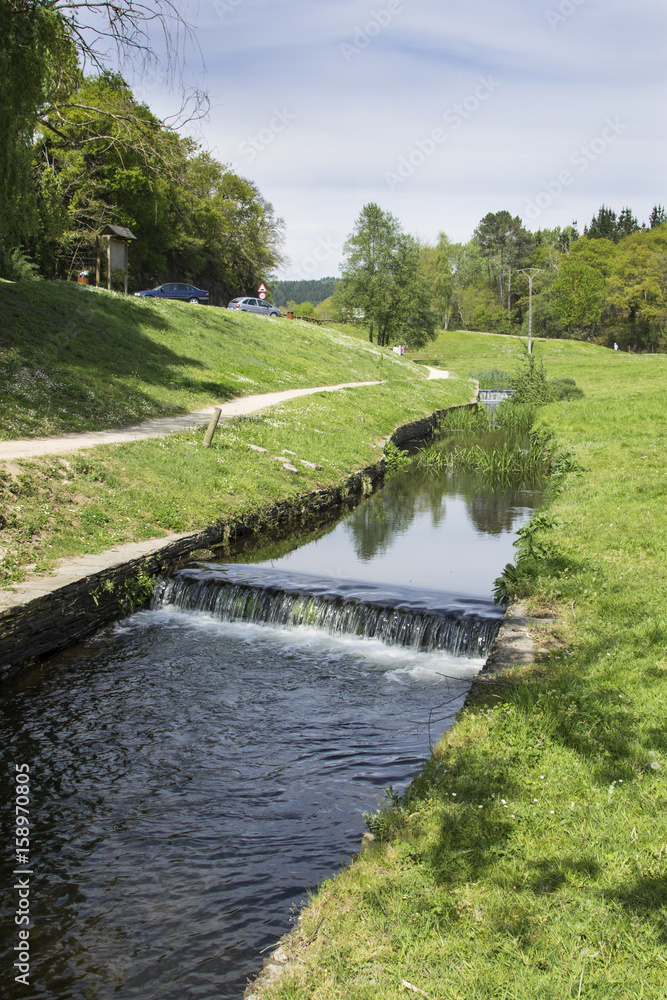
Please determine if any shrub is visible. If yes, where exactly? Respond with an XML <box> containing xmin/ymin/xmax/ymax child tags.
<box><xmin>510</xmin><ymin>350</ymin><xmax>553</xmax><ymax>404</ymax></box>
<box><xmin>550</xmin><ymin>377</ymin><xmax>585</xmax><ymax>401</ymax></box>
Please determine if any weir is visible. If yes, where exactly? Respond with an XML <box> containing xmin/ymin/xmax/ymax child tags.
<box><xmin>153</xmin><ymin>565</ymin><xmax>503</xmax><ymax>658</ymax></box>
<box><xmin>478</xmin><ymin>388</ymin><xmax>515</xmax><ymax>401</ymax></box>
<box><xmin>0</xmin><ymin>417</ymin><xmax>544</xmax><ymax>1000</ymax></box>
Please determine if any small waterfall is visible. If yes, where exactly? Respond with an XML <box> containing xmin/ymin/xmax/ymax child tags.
<box><xmin>152</xmin><ymin>565</ymin><xmax>502</xmax><ymax>658</ymax></box>
<box><xmin>478</xmin><ymin>389</ymin><xmax>515</xmax><ymax>401</ymax></box>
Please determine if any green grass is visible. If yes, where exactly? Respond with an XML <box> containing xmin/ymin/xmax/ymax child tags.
<box><xmin>412</xmin><ymin>327</ymin><xmax>665</xmax><ymax>400</ymax></box>
<box><xmin>0</xmin><ymin>282</ymin><xmax>424</xmax><ymax>439</ymax></box>
<box><xmin>0</xmin><ymin>284</ymin><xmax>477</xmax><ymax>585</ymax></box>
<box><xmin>0</xmin><ymin>379</ymin><xmax>472</xmax><ymax>585</ymax></box>
<box><xmin>252</xmin><ymin>337</ymin><xmax>667</xmax><ymax>1000</ymax></box>
<box><xmin>4</xmin><ymin>299</ymin><xmax>667</xmax><ymax>994</ymax></box>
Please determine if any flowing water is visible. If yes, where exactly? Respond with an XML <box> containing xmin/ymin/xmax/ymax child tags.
<box><xmin>0</xmin><ymin>432</ymin><xmax>542</xmax><ymax>1000</ymax></box>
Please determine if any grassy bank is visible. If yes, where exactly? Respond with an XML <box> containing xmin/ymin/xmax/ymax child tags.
<box><xmin>0</xmin><ymin>281</ymin><xmax>477</xmax><ymax>586</ymax></box>
<box><xmin>0</xmin><ymin>282</ymin><xmax>421</xmax><ymax>439</ymax></box>
<box><xmin>252</xmin><ymin>340</ymin><xmax>667</xmax><ymax>999</ymax></box>
<box><xmin>0</xmin><ymin>378</ymin><xmax>471</xmax><ymax>586</ymax></box>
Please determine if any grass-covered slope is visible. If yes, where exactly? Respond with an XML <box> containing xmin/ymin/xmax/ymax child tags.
<box><xmin>254</xmin><ymin>339</ymin><xmax>667</xmax><ymax>1000</ymax></box>
<box><xmin>0</xmin><ymin>379</ymin><xmax>473</xmax><ymax>585</ymax></box>
<box><xmin>0</xmin><ymin>281</ymin><xmax>418</xmax><ymax>439</ymax></box>
<box><xmin>414</xmin><ymin>327</ymin><xmax>667</xmax><ymax>398</ymax></box>
<box><xmin>0</xmin><ymin>289</ymin><xmax>475</xmax><ymax>584</ymax></box>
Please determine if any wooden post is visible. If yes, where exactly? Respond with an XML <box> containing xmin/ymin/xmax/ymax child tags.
<box><xmin>107</xmin><ymin>238</ymin><xmax>111</xmax><ymax>291</ymax></box>
<box><xmin>202</xmin><ymin>408</ymin><xmax>222</xmax><ymax>448</ymax></box>
<box><xmin>124</xmin><ymin>241</ymin><xmax>128</xmax><ymax>294</ymax></box>
<box><xmin>95</xmin><ymin>235</ymin><xmax>100</xmax><ymax>287</ymax></box>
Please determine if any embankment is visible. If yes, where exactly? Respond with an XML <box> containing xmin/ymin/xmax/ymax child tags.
<box><xmin>244</xmin><ymin>341</ymin><xmax>667</xmax><ymax>1000</ymax></box>
<box><xmin>0</xmin><ymin>402</ymin><xmax>472</xmax><ymax>674</ymax></box>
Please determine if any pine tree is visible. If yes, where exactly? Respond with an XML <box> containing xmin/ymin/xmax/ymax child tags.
<box><xmin>617</xmin><ymin>207</ymin><xmax>640</xmax><ymax>239</ymax></box>
<box><xmin>584</xmin><ymin>206</ymin><xmax>618</xmax><ymax>242</ymax></box>
<box><xmin>649</xmin><ymin>205</ymin><xmax>666</xmax><ymax>228</ymax></box>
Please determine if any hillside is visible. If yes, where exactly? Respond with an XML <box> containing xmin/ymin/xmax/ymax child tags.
<box><xmin>271</xmin><ymin>277</ymin><xmax>339</xmax><ymax>308</ymax></box>
<box><xmin>0</xmin><ymin>282</ymin><xmax>474</xmax><ymax>585</ymax></box>
<box><xmin>0</xmin><ymin>280</ymin><xmax>404</xmax><ymax>439</ymax></box>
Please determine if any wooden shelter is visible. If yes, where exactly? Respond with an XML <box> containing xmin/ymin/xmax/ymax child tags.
<box><xmin>96</xmin><ymin>224</ymin><xmax>137</xmax><ymax>293</ymax></box>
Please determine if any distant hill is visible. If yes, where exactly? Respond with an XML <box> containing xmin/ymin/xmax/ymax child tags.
<box><xmin>271</xmin><ymin>277</ymin><xmax>339</xmax><ymax>308</ymax></box>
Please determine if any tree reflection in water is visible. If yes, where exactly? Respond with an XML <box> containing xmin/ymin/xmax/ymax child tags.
<box><xmin>344</xmin><ymin>435</ymin><xmax>543</xmax><ymax>562</ymax></box>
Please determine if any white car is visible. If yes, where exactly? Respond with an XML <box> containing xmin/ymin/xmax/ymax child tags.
<box><xmin>227</xmin><ymin>296</ymin><xmax>281</xmax><ymax>317</ymax></box>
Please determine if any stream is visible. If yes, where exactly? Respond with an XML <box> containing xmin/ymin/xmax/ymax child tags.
<box><xmin>0</xmin><ymin>425</ymin><xmax>542</xmax><ymax>1000</ymax></box>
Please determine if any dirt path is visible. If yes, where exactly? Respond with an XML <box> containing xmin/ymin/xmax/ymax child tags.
<box><xmin>0</xmin><ymin>381</ymin><xmax>383</xmax><ymax>461</ymax></box>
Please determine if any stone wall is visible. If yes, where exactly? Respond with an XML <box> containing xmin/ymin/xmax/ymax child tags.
<box><xmin>0</xmin><ymin>464</ymin><xmax>384</xmax><ymax>676</ymax></box>
<box><xmin>0</xmin><ymin>401</ymin><xmax>477</xmax><ymax>676</ymax></box>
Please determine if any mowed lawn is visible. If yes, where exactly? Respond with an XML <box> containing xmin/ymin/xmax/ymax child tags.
<box><xmin>0</xmin><ymin>293</ymin><xmax>474</xmax><ymax>584</ymax></box>
<box><xmin>0</xmin><ymin>281</ymin><xmax>423</xmax><ymax>439</ymax></box>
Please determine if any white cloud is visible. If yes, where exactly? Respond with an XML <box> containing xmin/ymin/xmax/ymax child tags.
<box><xmin>133</xmin><ymin>0</ymin><xmax>667</xmax><ymax>278</ymax></box>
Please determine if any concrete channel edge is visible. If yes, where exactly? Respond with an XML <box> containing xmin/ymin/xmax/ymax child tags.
<box><xmin>0</xmin><ymin>404</ymin><xmax>472</xmax><ymax>677</ymax></box>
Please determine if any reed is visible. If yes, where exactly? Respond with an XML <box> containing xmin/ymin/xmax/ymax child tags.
<box><xmin>493</xmin><ymin>400</ymin><xmax>540</xmax><ymax>433</ymax></box>
<box><xmin>437</xmin><ymin>407</ymin><xmax>489</xmax><ymax>432</ymax></box>
<box><xmin>471</xmin><ymin>367</ymin><xmax>513</xmax><ymax>389</ymax></box>
<box><xmin>418</xmin><ymin>438</ymin><xmax>548</xmax><ymax>485</ymax></box>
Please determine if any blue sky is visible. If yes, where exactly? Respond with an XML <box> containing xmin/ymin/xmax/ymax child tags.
<box><xmin>133</xmin><ymin>0</ymin><xmax>666</xmax><ymax>280</ymax></box>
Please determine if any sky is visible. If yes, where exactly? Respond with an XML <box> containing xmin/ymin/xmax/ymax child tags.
<box><xmin>131</xmin><ymin>0</ymin><xmax>667</xmax><ymax>280</ymax></box>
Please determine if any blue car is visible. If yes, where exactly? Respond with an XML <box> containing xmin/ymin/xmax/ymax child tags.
<box><xmin>135</xmin><ymin>282</ymin><xmax>210</xmax><ymax>304</ymax></box>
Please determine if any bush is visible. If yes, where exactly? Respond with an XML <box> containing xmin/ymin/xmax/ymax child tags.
<box><xmin>0</xmin><ymin>245</ymin><xmax>41</xmax><ymax>281</ymax></box>
<box><xmin>510</xmin><ymin>350</ymin><xmax>553</xmax><ymax>404</ymax></box>
<box><xmin>550</xmin><ymin>377</ymin><xmax>584</xmax><ymax>401</ymax></box>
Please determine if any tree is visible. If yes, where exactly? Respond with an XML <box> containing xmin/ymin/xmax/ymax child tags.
<box><xmin>585</xmin><ymin>205</ymin><xmax>640</xmax><ymax>243</ymax></box>
<box><xmin>616</xmin><ymin>207</ymin><xmax>640</xmax><ymax>239</ymax></box>
<box><xmin>30</xmin><ymin>71</ymin><xmax>180</xmax><ymax>279</ymax></box>
<box><xmin>649</xmin><ymin>205</ymin><xmax>666</xmax><ymax>229</ymax></box>
<box><xmin>606</xmin><ymin>228</ymin><xmax>667</xmax><ymax>351</ymax></box>
<box><xmin>432</xmin><ymin>232</ymin><xmax>454</xmax><ymax>329</ymax></box>
<box><xmin>585</xmin><ymin>205</ymin><xmax>618</xmax><ymax>241</ymax></box>
<box><xmin>338</xmin><ymin>203</ymin><xmax>401</xmax><ymax>343</ymax></box>
<box><xmin>548</xmin><ymin>238</ymin><xmax>612</xmax><ymax>337</ymax></box>
<box><xmin>532</xmin><ymin>224</ymin><xmax>579</xmax><ymax>253</ymax></box>
<box><xmin>418</xmin><ymin>233</ymin><xmax>453</xmax><ymax>329</ymax></box>
<box><xmin>338</xmin><ymin>204</ymin><xmax>437</xmax><ymax>348</ymax></box>
<box><xmin>473</xmin><ymin>211</ymin><xmax>532</xmax><ymax>316</ymax></box>
<box><xmin>0</xmin><ymin>0</ymin><xmax>76</xmax><ymax>245</ymax></box>
<box><xmin>26</xmin><ymin>71</ymin><xmax>283</xmax><ymax>298</ymax></box>
<box><xmin>0</xmin><ymin>0</ymin><xmax>204</xmax><ymax>266</ymax></box>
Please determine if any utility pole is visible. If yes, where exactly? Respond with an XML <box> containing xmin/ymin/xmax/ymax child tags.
<box><xmin>519</xmin><ymin>268</ymin><xmax>542</xmax><ymax>354</ymax></box>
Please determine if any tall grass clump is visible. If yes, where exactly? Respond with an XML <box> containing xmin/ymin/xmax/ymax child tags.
<box><xmin>472</xmin><ymin>367</ymin><xmax>512</xmax><ymax>389</ymax></box>
<box><xmin>449</xmin><ymin>440</ymin><xmax>547</xmax><ymax>483</ymax></box>
<box><xmin>493</xmin><ymin>400</ymin><xmax>540</xmax><ymax>433</ymax></box>
<box><xmin>437</xmin><ymin>406</ymin><xmax>489</xmax><ymax>432</ymax></box>
<box><xmin>418</xmin><ymin>436</ymin><xmax>550</xmax><ymax>485</ymax></box>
